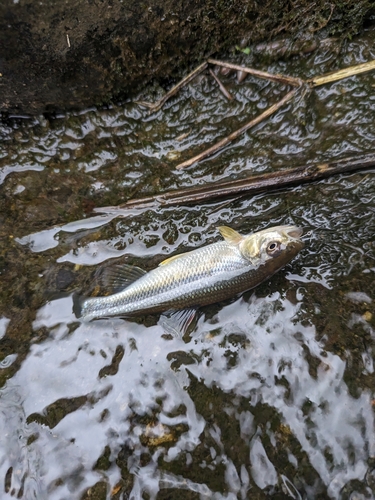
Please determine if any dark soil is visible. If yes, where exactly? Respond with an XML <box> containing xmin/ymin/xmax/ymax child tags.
<box><xmin>0</xmin><ymin>0</ymin><xmax>374</xmax><ymax>115</ymax></box>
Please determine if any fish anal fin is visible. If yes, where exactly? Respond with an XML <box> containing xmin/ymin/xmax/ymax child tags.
<box><xmin>99</xmin><ymin>264</ymin><xmax>147</xmax><ymax>294</ymax></box>
<box><xmin>159</xmin><ymin>308</ymin><xmax>198</xmax><ymax>337</ymax></box>
<box><xmin>217</xmin><ymin>226</ymin><xmax>243</xmax><ymax>246</ymax></box>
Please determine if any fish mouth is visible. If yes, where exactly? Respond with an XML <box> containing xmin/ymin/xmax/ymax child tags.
<box><xmin>285</xmin><ymin>226</ymin><xmax>303</xmax><ymax>240</ymax></box>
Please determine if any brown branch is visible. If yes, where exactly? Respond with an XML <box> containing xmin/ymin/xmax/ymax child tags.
<box><xmin>175</xmin><ymin>87</ymin><xmax>298</xmax><ymax>170</ymax></box>
<box><xmin>137</xmin><ymin>62</ymin><xmax>208</xmax><ymax>113</ymax></box>
<box><xmin>94</xmin><ymin>153</ymin><xmax>375</xmax><ymax>213</ymax></box>
<box><xmin>207</xmin><ymin>58</ymin><xmax>303</xmax><ymax>87</ymax></box>
<box><xmin>133</xmin><ymin>58</ymin><xmax>375</xmax><ymax>173</ymax></box>
<box><xmin>134</xmin><ymin>58</ymin><xmax>375</xmax><ymax>115</ymax></box>
<box><xmin>209</xmin><ymin>69</ymin><xmax>234</xmax><ymax>100</ymax></box>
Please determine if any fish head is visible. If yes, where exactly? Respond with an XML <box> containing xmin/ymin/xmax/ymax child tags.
<box><xmin>239</xmin><ymin>225</ymin><xmax>304</xmax><ymax>268</ymax></box>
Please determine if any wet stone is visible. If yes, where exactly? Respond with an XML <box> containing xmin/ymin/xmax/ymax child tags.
<box><xmin>55</xmin><ymin>268</ymin><xmax>75</xmax><ymax>290</ymax></box>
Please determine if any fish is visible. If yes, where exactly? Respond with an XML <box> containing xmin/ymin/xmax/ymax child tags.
<box><xmin>75</xmin><ymin>225</ymin><xmax>304</xmax><ymax>325</ymax></box>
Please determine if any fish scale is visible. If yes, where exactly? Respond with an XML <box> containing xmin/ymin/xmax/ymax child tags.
<box><xmin>78</xmin><ymin>225</ymin><xmax>304</xmax><ymax>321</ymax></box>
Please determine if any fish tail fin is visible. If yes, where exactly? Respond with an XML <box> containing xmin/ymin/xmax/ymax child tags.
<box><xmin>73</xmin><ymin>293</ymin><xmax>107</xmax><ymax>321</ymax></box>
<box><xmin>72</xmin><ymin>292</ymin><xmax>86</xmax><ymax>319</ymax></box>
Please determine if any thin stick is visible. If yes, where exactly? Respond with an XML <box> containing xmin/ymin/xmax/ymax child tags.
<box><xmin>309</xmin><ymin>60</ymin><xmax>375</xmax><ymax>87</ymax></box>
<box><xmin>209</xmin><ymin>69</ymin><xmax>233</xmax><ymax>100</ymax></box>
<box><xmin>175</xmin><ymin>87</ymin><xmax>298</xmax><ymax>170</ymax></box>
<box><xmin>94</xmin><ymin>153</ymin><xmax>375</xmax><ymax>213</ymax></box>
<box><xmin>208</xmin><ymin>58</ymin><xmax>303</xmax><ymax>87</ymax></box>
<box><xmin>137</xmin><ymin>62</ymin><xmax>208</xmax><ymax>113</ymax></box>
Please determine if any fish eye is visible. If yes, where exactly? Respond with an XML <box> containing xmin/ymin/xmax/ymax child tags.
<box><xmin>266</xmin><ymin>241</ymin><xmax>281</xmax><ymax>255</ymax></box>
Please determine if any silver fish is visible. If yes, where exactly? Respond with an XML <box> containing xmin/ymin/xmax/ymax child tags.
<box><xmin>76</xmin><ymin>225</ymin><xmax>303</xmax><ymax>321</ymax></box>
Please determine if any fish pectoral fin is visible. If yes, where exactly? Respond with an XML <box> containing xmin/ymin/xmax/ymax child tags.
<box><xmin>98</xmin><ymin>264</ymin><xmax>147</xmax><ymax>294</ymax></box>
<box><xmin>217</xmin><ymin>226</ymin><xmax>243</xmax><ymax>246</ymax></box>
<box><xmin>159</xmin><ymin>308</ymin><xmax>198</xmax><ymax>337</ymax></box>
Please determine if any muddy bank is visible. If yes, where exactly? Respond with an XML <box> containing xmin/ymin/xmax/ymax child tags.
<box><xmin>0</xmin><ymin>0</ymin><xmax>374</xmax><ymax>115</ymax></box>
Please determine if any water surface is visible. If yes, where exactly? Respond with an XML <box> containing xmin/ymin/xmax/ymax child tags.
<box><xmin>1</xmin><ymin>30</ymin><xmax>375</xmax><ymax>499</ymax></box>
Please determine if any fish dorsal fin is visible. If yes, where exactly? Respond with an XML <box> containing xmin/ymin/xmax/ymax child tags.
<box><xmin>159</xmin><ymin>251</ymin><xmax>192</xmax><ymax>267</ymax></box>
<box><xmin>218</xmin><ymin>226</ymin><xmax>244</xmax><ymax>246</ymax></box>
<box><xmin>99</xmin><ymin>264</ymin><xmax>147</xmax><ymax>294</ymax></box>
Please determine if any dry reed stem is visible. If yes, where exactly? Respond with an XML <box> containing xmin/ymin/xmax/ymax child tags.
<box><xmin>207</xmin><ymin>58</ymin><xmax>303</xmax><ymax>87</ymax></box>
<box><xmin>309</xmin><ymin>60</ymin><xmax>375</xmax><ymax>86</ymax></box>
<box><xmin>209</xmin><ymin>68</ymin><xmax>234</xmax><ymax>100</ymax></box>
<box><xmin>175</xmin><ymin>87</ymin><xmax>298</xmax><ymax>170</ymax></box>
<box><xmin>94</xmin><ymin>153</ymin><xmax>375</xmax><ymax>212</ymax></box>
<box><xmin>137</xmin><ymin>61</ymin><xmax>208</xmax><ymax>113</ymax></box>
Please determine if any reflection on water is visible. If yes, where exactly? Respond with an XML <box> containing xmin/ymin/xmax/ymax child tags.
<box><xmin>1</xmin><ymin>291</ymin><xmax>374</xmax><ymax>498</ymax></box>
<box><xmin>2</xmin><ymin>28</ymin><xmax>375</xmax><ymax>499</ymax></box>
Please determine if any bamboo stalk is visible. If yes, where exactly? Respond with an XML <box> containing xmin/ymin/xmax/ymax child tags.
<box><xmin>94</xmin><ymin>153</ymin><xmax>375</xmax><ymax>212</ymax></box>
<box><xmin>175</xmin><ymin>88</ymin><xmax>298</xmax><ymax>170</ymax></box>
<box><xmin>309</xmin><ymin>60</ymin><xmax>375</xmax><ymax>87</ymax></box>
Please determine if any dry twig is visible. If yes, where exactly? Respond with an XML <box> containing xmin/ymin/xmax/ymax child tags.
<box><xmin>95</xmin><ymin>153</ymin><xmax>375</xmax><ymax>212</ymax></box>
<box><xmin>137</xmin><ymin>62</ymin><xmax>208</xmax><ymax>113</ymax></box>
<box><xmin>207</xmin><ymin>58</ymin><xmax>303</xmax><ymax>87</ymax></box>
<box><xmin>209</xmin><ymin>68</ymin><xmax>233</xmax><ymax>100</ymax></box>
<box><xmin>134</xmin><ymin>57</ymin><xmax>375</xmax><ymax>171</ymax></box>
<box><xmin>309</xmin><ymin>60</ymin><xmax>375</xmax><ymax>87</ymax></box>
<box><xmin>175</xmin><ymin>88</ymin><xmax>298</xmax><ymax>170</ymax></box>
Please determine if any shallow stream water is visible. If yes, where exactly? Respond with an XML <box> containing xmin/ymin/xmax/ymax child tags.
<box><xmin>1</xmin><ymin>28</ymin><xmax>375</xmax><ymax>499</ymax></box>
